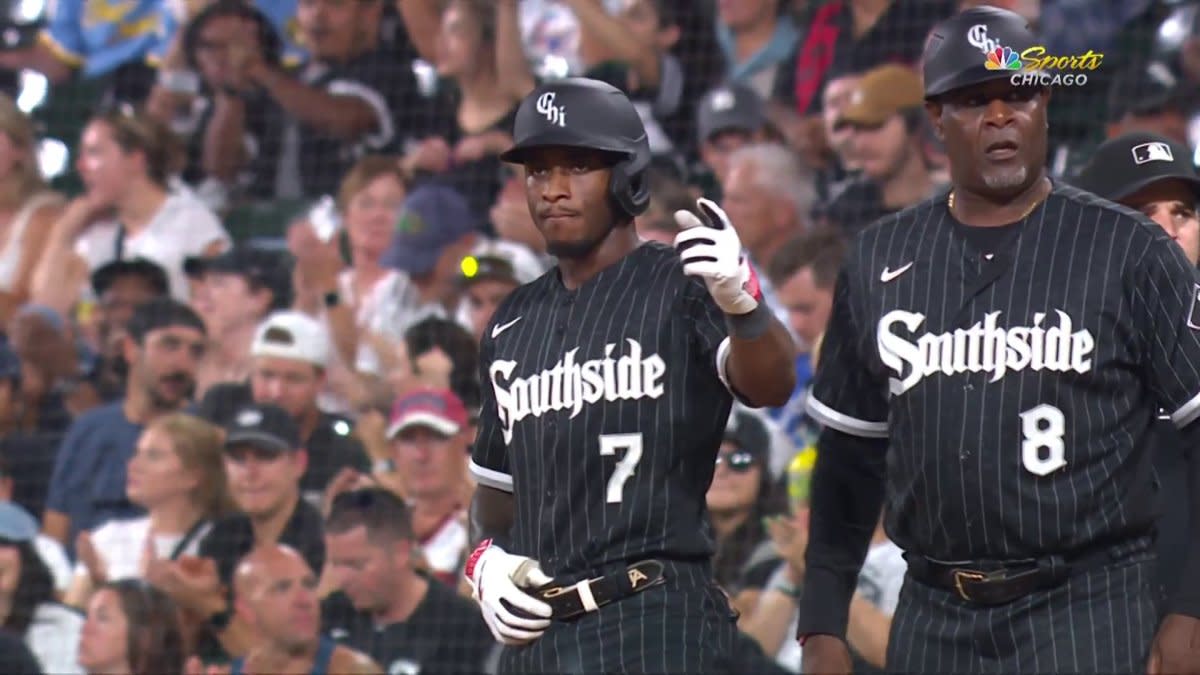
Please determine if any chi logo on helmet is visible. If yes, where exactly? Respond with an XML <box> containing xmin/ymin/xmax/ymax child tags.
<box><xmin>986</xmin><ymin>46</ymin><xmax>1021</xmax><ymax>71</ymax></box>
<box><xmin>536</xmin><ymin>92</ymin><xmax>566</xmax><ymax>127</ymax></box>
<box><xmin>966</xmin><ymin>24</ymin><xmax>1001</xmax><ymax>54</ymax></box>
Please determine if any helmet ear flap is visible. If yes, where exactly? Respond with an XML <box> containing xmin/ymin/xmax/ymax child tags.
<box><xmin>609</xmin><ymin>158</ymin><xmax>650</xmax><ymax>220</ymax></box>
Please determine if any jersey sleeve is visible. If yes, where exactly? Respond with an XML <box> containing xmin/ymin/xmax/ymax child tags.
<box><xmin>469</xmin><ymin>328</ymin><xmax>514</xmax><ymax>493</ymax></box>
<box><xmin>39</xmin><ymin>0</ymin><xmax>86</xmax><ymax>66</ymax></box>
<box><xmin>805</xmin><ymin>267</ymin><xmax>889</xmax><ymax>438</ymax></box>
<box><xmin>1129</xmin><ymin>235</ymin><xmax>1200</xmax><ymax>428</ymax></box>
<box><xmin>327</xmin><ymin>54</ymin><xmax>411</xmax><ymax>152</ymax></box>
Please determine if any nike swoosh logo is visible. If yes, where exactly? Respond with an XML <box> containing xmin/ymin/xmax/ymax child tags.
<box><xmin>880</xmin><ymin>262</ymin><xmax>914</xmax><ymax>283</ymax></box>
<box><xmin>491</xmin><ymin>317</ymin><xmax>522</xmax><ymax>338</ymax></box>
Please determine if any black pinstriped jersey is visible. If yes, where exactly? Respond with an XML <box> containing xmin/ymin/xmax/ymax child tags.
<box><xmin>808</xmin><ymin>183</ymin><xmax>1200</xmax><ymax>560</ymax></box>
<box><xmin>469</xmin><ymin>242</ymin><xmax>736</xmax><ymax>575</ymax></box>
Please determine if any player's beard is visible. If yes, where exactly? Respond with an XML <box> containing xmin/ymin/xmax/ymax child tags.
<box><xmin>982</xmin><ymin>165</ymin><xmax>1029</xmax><ymax>192</ymax></box>
<box><xmin>546</xmin><ymin>222</ymin><xmax>615</xmax><ymax>260</ymax></box>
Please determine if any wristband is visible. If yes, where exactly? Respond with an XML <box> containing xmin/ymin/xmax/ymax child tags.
<box><xmin>726</xmin><ymin>303</ymin><xmax>771</xmax><ymax>340</ymax></box>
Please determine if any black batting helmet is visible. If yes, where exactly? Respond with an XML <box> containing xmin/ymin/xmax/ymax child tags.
<box><xmin>500</xmin><ymin>78</ymin><xmax>651</xmax><ymax>219</ymax></box>
<box><xmin>923</xmin><ymin>6</ymin><xmax>1039</xmax><ymax>99</ymax></box>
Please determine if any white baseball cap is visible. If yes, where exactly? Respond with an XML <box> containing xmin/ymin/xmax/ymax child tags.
<box><xmin>251</xmin><ymin>311</ymin><xmax>331</xmax><ymax>367</ymax></box>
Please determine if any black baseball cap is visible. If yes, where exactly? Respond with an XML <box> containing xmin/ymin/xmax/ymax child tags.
<box><xmin>1073</xmin><ymin>132</ymin><xmax>1200</xmax><ymax>204</ymax></box>
<box><xmin>183</xmin><ymin>245</ymin><xmax>294</xmax><ymax>310</ymax></box>
<box><xmin>90</xmin><ymin>257</ymin><xmax>170</xmax><ymax>298</ymax></box>
<box><xmin>223</xmin><ymin>402</ymin><xmax>301</xmax><ymax>453</ymax></box>
<box><xmin>696</xmin><ymin>82</ymin><xmax>766</xmax><ymax>144</ymax></box>
<box><xmin>1107</xmin><ymin>61</ymin><xmax>1185</xmax><ymax>123</ymax></box>
<box><xmin>724</xmin><ymin>405</ymin><xmax>770</xmax><ymax>458</ymax></box>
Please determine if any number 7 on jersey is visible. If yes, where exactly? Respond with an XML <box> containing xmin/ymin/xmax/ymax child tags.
<box><xmin>600</xmin><ymin>433</ymin><xmax>644</xmax><ymax>503</ymax></box>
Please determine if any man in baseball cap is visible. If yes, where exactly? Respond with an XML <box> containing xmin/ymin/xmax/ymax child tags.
<box><xmin>381</xmin><ymin>184</ymin><xmax>479</xmax><ymax>313</ymax></box>
<box><xmin>820</xmin><ymin>63</ymin><xmax>938</xmax><ymax>234</ymax></box>
<box><xmin>385</xmin><ymin>387</ymin><xmax>470</xmax><ymax>584</ymax></box>
<box><xmin>455</xmin><ymin>240</ymin><xmax>544</xmax><ymax>343</ymax></box>
<box><xmin>1074</xmin><ymin>132</ymin><xmax>1200</xmax><ymax>265</ymax></box>
<box><xmin>205</xmin><ymin>401</ymin><xmax>326</xmax><ymax>591</ymax></box>
<box><xmin>199</xmin><ymin>310</ymin><xmax>370</xmax><ymax>506</ymax></box>
<box><xmin>185</xmin><ymin>244</ymin><xmax>294</xmax><ymax>393</ymax></box>
<box><xmin>696</xmin><ymin>82</ymin><xmax>769</xmax><ymax>186</ymax></box>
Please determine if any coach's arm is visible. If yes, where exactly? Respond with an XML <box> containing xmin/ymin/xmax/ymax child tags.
<box><xmin>797</xmin><ymin>428</ymin><xmax>888</xmax><ymax>673</ymax></box>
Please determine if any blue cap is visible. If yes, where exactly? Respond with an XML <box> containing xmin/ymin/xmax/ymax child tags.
<box><xmin>0</xmin><ymin>502</ymin><xmax>38</xmax><ymax>542</ymax></box>
<box><xmin>381</xmin><ymin>183</ymin><xmax>476</xmax><ymax>276</ymax></box>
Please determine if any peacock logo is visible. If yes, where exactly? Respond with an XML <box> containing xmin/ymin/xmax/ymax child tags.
<box><xmin>985</xmin><ymin>46</ymin><xmax>1022</xmax><ymax>71</ymax></box>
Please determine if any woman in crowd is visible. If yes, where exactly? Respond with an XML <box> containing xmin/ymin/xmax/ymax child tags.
<box><xmin>290</xmin><ymin>155</ymin><xmax>409</xmax><ymax>411</ymax></box>
<box><xmin>65</xmin><ymin>413</ymin><xmax>232</xmax><ymax>608</ymax></box>
<box><xmin>0</xmin><ymin>95</ymin><xmax>64</xmax><ymax>326</ymax></box>
<box><xmin>0</xmin><ymin>503</ymin><xmax>83</xmax><ymax>674</ymax></box>
<box><xmin>708</xmin><ymin>405</ymin><xmax>787</xmax><ymax>615</ymax></box>
<box><xmin>33</xmin><ymin>106</ymin><xmax>229</xmax><ymax>308</ymax></box>
<box><xmin>77</xmin><ymin>579</ymin><xmax>185</xmax><ymax>675</ymax></box>
<box><xmin>399</xmin><ymin>0</ymin><xmax>535</xmax><ymax>220</ymax></box>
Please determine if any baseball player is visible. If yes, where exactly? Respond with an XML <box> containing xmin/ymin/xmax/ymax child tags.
<box><xmin>798</xmin><ymin>7</ymin><xmax>1200</xmax><ymax>675</ymax></box>
<box><xmin>464</xmin><ymin>77</ymin><xmax>796</xmax><ymax>673</ymax></box>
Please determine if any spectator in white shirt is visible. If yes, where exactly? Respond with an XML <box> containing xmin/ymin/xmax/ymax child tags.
<box><xmin>35</xmin><ymin>106</ymin><xmax>230</xmax><ymax>305</ymax></box>
<box><xmin>65</xmin><ymin>413</ymin><xmax>233</xmax><ymax>609</ymax></box>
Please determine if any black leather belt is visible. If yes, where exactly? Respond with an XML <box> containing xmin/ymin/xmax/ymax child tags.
<box><xmin>525</xmin><ymin>560</ymin><xmax>668</xmax><ymax>621</ymax></box>
<box><xmin>906</xmin><ymin>544</ymin><xmax>1119</xmax><ymax>606</ymax></box>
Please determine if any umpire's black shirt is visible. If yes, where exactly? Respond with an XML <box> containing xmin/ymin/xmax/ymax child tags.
<box><xmin>322</xmin><ymin>578</ymin><xmax>493</xmax><ymax>675</ymax></box>
<box><xmin>808</xmin><ymin>183</ymin><xmax>1200</xmax><ymax>560</ymax></box>
<box><xmin>470</xmin><ymin>243</ymin><xmax>737</xmax><ymax>578</ymax></box>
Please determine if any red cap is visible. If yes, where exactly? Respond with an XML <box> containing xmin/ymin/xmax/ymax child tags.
<box><xmin>387</xmin><ymin>388</ymin><xmax>468</xmax><ymax>438</ymax></box>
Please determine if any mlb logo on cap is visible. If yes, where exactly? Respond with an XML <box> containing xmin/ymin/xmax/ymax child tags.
<box><xmin>1132</xmin><ymin>142</ymin><xmax>1174</xmax><ymax>165</ymax></box>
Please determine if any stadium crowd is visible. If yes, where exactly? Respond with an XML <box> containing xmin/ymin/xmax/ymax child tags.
<box><xmin>0</xmin><ymin>0</ymin><xmax>1195</xmax><ymax>672</ymax></box>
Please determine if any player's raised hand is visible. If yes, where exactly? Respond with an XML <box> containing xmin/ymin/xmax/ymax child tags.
<box><xmin>465</xmin><ymin>540</ymin><xmax>554</xmax><ymax>645</ymax></box>
<box><xmin>673</xmin><ymin>198</ymin><xmax>763</xmax><ymax>315</ymax></box>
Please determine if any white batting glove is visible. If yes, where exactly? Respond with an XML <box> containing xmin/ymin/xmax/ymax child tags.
<box><xmin>464</xmin><ymin>539</ymin><xmax>554</xmax><ymax>645</ymax></box>
<box><xmin>674</xmin><ymin>198</ymin><xmax>763</xmax><ymax>315</ymax></box>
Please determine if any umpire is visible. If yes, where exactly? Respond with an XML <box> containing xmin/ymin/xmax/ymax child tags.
<box><xmin>799</xmin><ymin>7</ymin><xmax>1200</xmax><ymax>675</ymax></box>
<box><xmin>1074</xmin><ymin>132</ymin><xmax>1200</xmax><ymax>608</ymax></box>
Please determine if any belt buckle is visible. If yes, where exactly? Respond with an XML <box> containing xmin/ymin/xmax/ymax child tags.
<box><xmin>952</xmin><ymin>569</ymin><xmax>990</xmax><ymax>602</ymax></box>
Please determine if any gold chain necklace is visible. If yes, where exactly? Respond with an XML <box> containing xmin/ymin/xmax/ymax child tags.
<box><xmin>948</xmin><ymin>189</ymin><xmax>1043</xmax><ymax>222</ymax></box>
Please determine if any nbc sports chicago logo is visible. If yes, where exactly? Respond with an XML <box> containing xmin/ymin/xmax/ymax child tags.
<box><xmin>967</xmin><ymin>24</ymin><xmax>1102</xmax><ymax>87</ymax></box>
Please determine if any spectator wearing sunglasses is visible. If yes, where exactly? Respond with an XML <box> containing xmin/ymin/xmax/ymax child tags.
<box><xmin>323</xmin><ymin>488</ymin><xmax>493</xmax><ymax>675</ymax></box>
<box><xmin>707</xmin><ymin>404</ymin><xmax>787</xmax><ymax>616</ymax></box>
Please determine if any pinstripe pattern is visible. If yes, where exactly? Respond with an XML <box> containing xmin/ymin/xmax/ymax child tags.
<box><xmin>470</xmin><ymin>242</ymin><xmax>737</xmax><ymax>672</ymax></box>
<box><xmin>807</xmin><ymin>183</ymin><xmax>1200</xmax><ymax>670</ymax></box>
<box><xmin>809</xmin><ymin>184</ymin><xmax>1200</xmax><ymax>559</ymax></box>
<box><xmin>887</xmin><ymin>558</ymin><xmax>1157</xmax><ymax>673</ymax></box>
